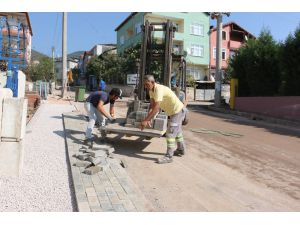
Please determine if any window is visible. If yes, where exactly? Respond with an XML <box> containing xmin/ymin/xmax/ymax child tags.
<box><xmin>222</xmin><ymin>31</ymin><xmax>227</xmax><ymax>40</ymax></box>
<box><xmin>187</xmin><ymin>68</ymin><xmax>202</xmax><ymax>80</ymax></box>
<box><xmin>120</xmin><ymin>35</ymin><xmax>125</xmax><ymax>45</ymax></box>
<box><xmin>190</xmin><ymin>44</ymin><xmax>204</xmax><ymax>57</ymax></box>
<box><xmin>190</xmin><ymin>23</ymin><xmax>204</xmax><ymax>36</ymax></box>
<box><xmin>222</xmin><ymin>49</ymin><xmax>226</xmax><ymax>60</ymax></box>
<box><xmin>213</xmin><ymin>48</ymin><xmax>226</xmax><ymax>60</ymax></box>
<box><xmin>135</xmin><ymin>23</ymin><xmax>142</xmax><ymax>34</ymax></box>
<box><xmin>230</xmin><ymin>50</ymin><xmax>236</xmax><ymax>59</ymax></box>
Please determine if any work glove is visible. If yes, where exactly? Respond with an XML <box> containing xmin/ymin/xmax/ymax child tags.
<box><xmin>108</xmin><ymin>118</ymin><xmax>116</xmax><ymax>124</ymax></box>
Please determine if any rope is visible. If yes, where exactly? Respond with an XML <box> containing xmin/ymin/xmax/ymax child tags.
<box><xmin>190</xmin><ymin>128</ymin><xmax>244</xmax><ymax>138</ymax></box>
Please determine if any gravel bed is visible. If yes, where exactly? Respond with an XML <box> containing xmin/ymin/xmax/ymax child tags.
<box><xmin>0</xmin><ymin>102</ymin><xmax>76</xmax><ymax>211</ymax></box>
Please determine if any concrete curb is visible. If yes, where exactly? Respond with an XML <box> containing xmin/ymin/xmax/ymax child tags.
<box><xmin>205</xmin><ymin>105</ymin><xmax>300</xmax><ymax>128</ymax></box>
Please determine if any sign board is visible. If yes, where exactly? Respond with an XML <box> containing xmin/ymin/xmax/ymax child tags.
<box><xmin>127</xmin><ymin>74</ymin><xmax>138</xmax><ymax>85</ymax></box>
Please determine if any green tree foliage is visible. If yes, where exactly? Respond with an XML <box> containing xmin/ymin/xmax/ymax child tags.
<box><xmin>23</xmin><ymin>57</ymin><xmax>54</xmax><ymax>82</ymax></box>
<box><xmin>86</xmin><ymin>44</ymin><xmax>163</xmax><ymax>84</ymax></box>
<box><xmin>228</xmin><ymin>29</ymin><xmax>281</xmax><ymax>96</ymax></box>
<box><xmin>279</xmin><ymin>25</ymin><xmax>300</xmax><ymax>96</ymax></box>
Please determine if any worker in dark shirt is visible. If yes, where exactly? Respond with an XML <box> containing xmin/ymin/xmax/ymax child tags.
<box><xmin>84</xmin><ymin>88</ymin><xmax>122</xmax><ymax>141</ymax></box>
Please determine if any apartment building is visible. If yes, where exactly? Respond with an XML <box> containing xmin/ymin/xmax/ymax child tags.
<box><xmin>115</xmin><ymin>12</ymin><xmax>210</xmax><ymax>81</ymax></box>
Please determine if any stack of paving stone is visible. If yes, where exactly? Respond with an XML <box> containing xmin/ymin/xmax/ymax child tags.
<box><xmin>73</xmin><ymin>143</ymin><xmax>115</xmax><ymax>175</ymax></box>
<box><xmin>125</xmin><ymin>100</ymin><xmax>168</xmax><ymax>131</ymax></box>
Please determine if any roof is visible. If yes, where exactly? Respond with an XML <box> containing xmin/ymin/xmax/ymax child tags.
<box><xmin>115</xmin><ymin>12</ymin><xmax>138</xmax><ymax>31</ymax></box>
<box><xmin>0</xmin><ymin>12</ymin><xmax>33</xmax><ymax>36</ymax></box>
<box><xmin>210</xmin><ymin>21</ymin><xmax>255</xmax><ymax>38</ymax></box>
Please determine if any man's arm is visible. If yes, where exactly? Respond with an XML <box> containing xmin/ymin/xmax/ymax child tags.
<box><xmin>97</xmin><ymin>101</ymin><xmax>113</xmax><ymax>120</ymax></box>
<box><xmin>109</xmin><ymin>104</ymin><xmax>115</xmax><ymax>118</ymax></box>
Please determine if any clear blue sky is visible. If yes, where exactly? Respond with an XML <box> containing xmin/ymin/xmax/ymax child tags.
<box><xmin>29</xmin><ymin>12</ymin><xmax>300</xmax><ymax>57</ymax></box>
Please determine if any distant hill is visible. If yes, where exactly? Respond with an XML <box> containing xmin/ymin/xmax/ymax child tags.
<box><xmin>68</xmin><ymin>51</ymin><xmax>85</xmax><ymax>59</ymax></box>
<box><xmin>31</xmin><ymin>49</ymin><xmax>49</xmax><ymax>61</ymax></box>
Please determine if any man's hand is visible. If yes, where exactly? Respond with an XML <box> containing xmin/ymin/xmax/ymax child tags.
<box><xmin>140</xmin><ymin>120</ymin><xmax>152</xmax><ymax>131</ymax></box>
<box><xmin>108</xmin><ymin>118</ymin><xmax>116</xmax><ymax>124</ymax></box>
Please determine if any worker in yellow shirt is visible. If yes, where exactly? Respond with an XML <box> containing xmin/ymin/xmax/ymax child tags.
<box><xmin>140</xmin><ymin>75</ymin><xmax>186</xmax><ymax>164</ymax></box>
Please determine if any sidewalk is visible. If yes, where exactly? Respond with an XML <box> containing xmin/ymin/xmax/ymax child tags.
<box><xmin>0</xmin><ymin>100</ymin><xmax>76</xmax><ymax>211</ymax></box>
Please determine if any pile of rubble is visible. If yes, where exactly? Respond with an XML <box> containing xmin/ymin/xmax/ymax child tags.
<box><xmin>73</xmin><ymin>142</ymin><xmax>118</xmax><ymax>175</ymax></box>
<box><xmin>125</xmin><ymin>100</ymin><xmax>168</xmax><ymax>131</ymax></box>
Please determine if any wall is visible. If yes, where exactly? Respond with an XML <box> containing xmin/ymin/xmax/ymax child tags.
<box><xmin>210</xmin><ymin>26</ymin><xmax>232</xmax><ymax>69</ymax></box>
<box><xmin>234</xmin><ymin>97</ymin><xmax>300</xmax><ymax>121</ymax></box>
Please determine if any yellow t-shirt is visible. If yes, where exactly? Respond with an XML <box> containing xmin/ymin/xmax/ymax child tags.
<box><xmin>149</xmin><ymin>83</ymin><xmax>184</xmax><ymax>116</ymax></box>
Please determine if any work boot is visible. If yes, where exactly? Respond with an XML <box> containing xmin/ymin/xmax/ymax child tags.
<box><xmin>174</xmin><ymin>149</ymin><xmax>185</xmax><ymax>157</ymax></box>
<box><xmin>83</xmin><ymin>137</ymin><xmax>94</xmax><ymax>148</ymax></box>
<box><xmin>157</xmin><ymin>155</ymin><xmax>173</xmax><ymax>164</ymax></box>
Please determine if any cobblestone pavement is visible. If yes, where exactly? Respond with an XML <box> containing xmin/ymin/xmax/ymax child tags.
<box><xmin>63</xmin><ymin>111</ymin><xmax>154</xmax><ymax>212</ymax></box>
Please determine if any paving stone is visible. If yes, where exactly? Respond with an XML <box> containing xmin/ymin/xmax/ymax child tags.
<box><xmin>99</xmin><ymin>200</ymin><xmax>113</xmax><ymax>211</ymax></box>
<box><xmin>77</xmin><ymin>202</ymin><xmax>91</xmax><ymax>212</ymax></box>
<box><xmin>75</xmin><ymin>184</ymin><xmax>85</xmax><ymax>194</ymax></box>
<box><xmin>97</xmin><ymin>192</ymin><xmax>109</xmax><ymax>201</ymax></box>
<box><xmin>108</xmin><ymin>195</ymin><xmax>122</xmax><ymax>205</ymax></box>
<box><xmin>105</xmin><ymin>187</ymin><xmax>117</xmax><ymax>196</ymax></box>
<box><xmin>116</xmin><ymin>191</ymin><xmax>128</xmax><ymax>200</ymax></box>
<box><xmin>85</xmin><ymin>149</ymin><xmax>107</xmax><ymax>157</ymax></box>
<box><xmin>87</xmin><ymin>196</ymin><xmax>100</xmax><ymax>207</ymax></box>
<box><xmin>90</xmin><ymin>206</ymin><xmax>103</xmax><ymax>212</ymax></box>
<box><xmin>76</xmin><ymin>193</ymin><xmax>88</xmax><ymax>203</ymax></box>
<box><xmin>84</xmin><ymin>166</ymin><xmax>101</xmax><ymax>175</ymax></box>
<box><xmin>153</xmin><ymin>118</ymin><xmax>167</xmax><ymax>131</ymax></box>
<box><xmin>73</xmin><ymin>161</ymin><xmax>92</xmax><ymax>167</ymax></box>
<box><xmin>94</xmin><ymin>184</ymin><xmax>106</xmax><ymax>193</ymax></box>
<box><xmin>112</xmin><ymin>203</ymin><xmax>126</xmax><ymax>212</ymax></box>
<box><xmin>121</xmin><ymin>199</ymin><xmax>136</xmax><ymax>211</ymax></box>
<box><xmin>86</xmin><ymin>156</ymin><xmax>106</xmax><ymax>166</ymax></box>
<box><xmin>92</xmin><ymin>143</ymin><xmax>113</xmax><ymax>150</ymax></box>
<box><xmin>74</xmin><ymin>153</ymin><xmax>90</xmax><ymax>161</ymax></box>
<box><xmin>91</xmin><ymin>174</ymin><xmax>101</xmax><ymax>185</ymax></box>
<box><xmin>86</xmin><ymin>187</ymin><xmax>97</xmax><ymax>197</ymax></box>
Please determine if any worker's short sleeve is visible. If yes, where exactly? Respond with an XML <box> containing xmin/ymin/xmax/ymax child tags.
<box><xmin>153</xmin><ymin>85</ymin><xmax>163</xmax><ymax>102</ymax></box>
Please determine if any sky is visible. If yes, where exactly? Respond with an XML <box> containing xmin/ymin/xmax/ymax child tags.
<box><xmin>29</xmin><ymin>12</ymin><xmax>300</xmax><ymax>57</ymax></box>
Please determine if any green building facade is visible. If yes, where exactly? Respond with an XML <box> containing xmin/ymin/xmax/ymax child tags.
<box><xmin>115</xmin><ymin>12</ymin><xmax>210</xmax><ymax>81</ymax></box>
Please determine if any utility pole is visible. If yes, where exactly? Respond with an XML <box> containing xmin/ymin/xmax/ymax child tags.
<box><xmin>52</xmin><ymin>46</ymin><xmax>55</xmax><ymax>78</ymax></box>
<box><xmin>61</xmin><ymin>12</ymin><xmax>67</xmax><ymax>98</ymax></box>
<box><xmin>211</xmin><ymin>12</ymin><xmax>230</xmax><ymax>107</ymax></box>
<box><xmin>52</xmin><ymin>46</ymin><xmax>55</xmax><ymax>92</ymax></box>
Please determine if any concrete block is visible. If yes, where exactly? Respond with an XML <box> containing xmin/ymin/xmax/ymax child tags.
<box><xmin>133</xmin><ymin>100</ymin><xmax>141</xmax><ymax>112</ymax></box>
<box><xmin>156</xmin><ymin>114</ymin><xmax>168</xmax><ymax>120</ymax></box>
<box><xmin>134</xmin><ymin>122</ymin><xmax>141</xmax><ymax>128</ymax></box>
<box><xmin>1</xmin><ymin>97</ymin><xmax>28</xmax><ymax>141</ymax></box>
<box><xmin>85</xmin><ymin>149</ymin><xmax>106</xmax><ymax>158</ymax></box>
<box><xmin>73</xmin><ymin>161</ymin><xmax>92</xmax><ymax>168</ymax></box>
<box><xmin>126</xmin><ymin>118</ymin><xmax>135</xmax><ymax>125</ymax></box>
<box><xmin>84</xmin><ymin>166</ymin><xmax>101</xmax><ymax>175</ymax></box>
<box><xmin>86</xmin><ymin>156</ymin><xmax>106</xmax><ymax>166</ymax></box>
<box><xmin>135</xmin><ymin>111</ymin><xmax>147</xmax><ymax>122</ymax></box>
<box><xmin>153</xmin><ymin>118</ymin><xmax>167</xmax><ymax>131</ymax></box>
<box><xmin>92</xmin><ymin>143</ymin><xmax>113</xmax><ymax>150</ymax></box>
<box><xmin>74</xmin><ymin>153</ymin><xmax>90</xmax><ymax>161</ymax></box>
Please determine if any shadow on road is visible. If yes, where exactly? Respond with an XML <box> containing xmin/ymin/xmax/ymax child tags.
<box><xmin>108</xmin><ymin>137</ymin><xmax>164</xmax><ymax>162</ymax></box>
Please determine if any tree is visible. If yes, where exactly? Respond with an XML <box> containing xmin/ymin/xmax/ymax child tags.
<box><xmin>279</xmin><ymin>25</ymin><xmax>300</xmax><ymax>96</ymax></box>
<box><xmin>23</xmin><ymin>57</ymin><xmax>54</xmax><ymax>82</ymax></box>
<box><xmin>228</xmin><ymin>29</ymin><xmax>281</xmax><ymax>97</ymax></box>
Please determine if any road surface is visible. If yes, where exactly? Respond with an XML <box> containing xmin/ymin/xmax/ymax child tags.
<box><xmin>109</xmin><ymin>102</ymin><xmax>300</xmax><ymax>211</ymax></box>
